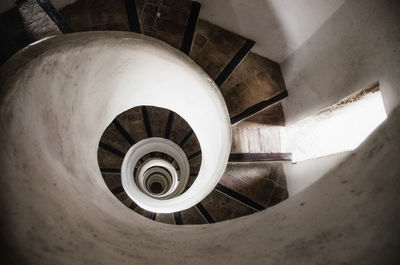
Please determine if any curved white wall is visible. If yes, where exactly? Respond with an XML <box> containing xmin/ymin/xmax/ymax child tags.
<box><xmin>0</xmin><ymin>31</ymin><xmax>231</xmax><ymax>214</ymax></box>
<box><xmin>1</xmin><ymin>31</ymin><xmax>399</xmax><ymax>265</ymax></box>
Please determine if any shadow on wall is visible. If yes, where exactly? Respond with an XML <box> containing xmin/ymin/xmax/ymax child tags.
<box><xmin>197</xmin><ymin>0</ymin><xmax>290</xmax><ymax>62</ymax></box>
<box><xmin>281</xmin><ymin>0</ymin><xmax>400</xmax><ymax>125</ymax></box>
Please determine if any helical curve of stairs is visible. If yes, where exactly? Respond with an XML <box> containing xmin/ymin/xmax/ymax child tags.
<box><xmin>0</xmin><ymin>0</ymin><xmax>292</xmax><ymax>224</ymax></box>
<box><xmin>2</xmin><ymin>1</ymin><xmax>399</xmax><ymax>264</ymax></box>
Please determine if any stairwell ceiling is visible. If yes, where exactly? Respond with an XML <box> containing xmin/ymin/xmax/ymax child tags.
<box><xmin>0</xmin><ymin>0</ymin><xmax>346</xmax><ymax>63</ymax></box>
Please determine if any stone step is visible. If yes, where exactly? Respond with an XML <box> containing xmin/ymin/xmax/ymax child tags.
<box><xmin>200</xmin><ymin>189</ymin><xmax>255</xmax><ymax>222</ymax></box>
<box><xmin>17</xmin><ymin>0</ymin><xmax>62</xmax><ymax>40</ymax></box>
<box><xmin>98</xmin><ymin>145</ymin><xmax>124</xmax><ymax>169</ymax></box>
<box><xmin>218</xmin><ymin>162</ymin><xmax>289</xmax><ymax>209</ymax></box>
<box><xmin>221</xmin><ymin>52</ymin><xmax>287</xmax><ymax>124</ymax></box>
<box><xmin>60</xmin><ymin>0</ymin><xmax>130</xmax><ymax>31</ymax></box>
<box><xmin>181</xmin><ymin>206</ymin><xmax>207</xmax><ymax>224</ymax></box>
<box><xmin>190</xmin><ymin>19</ymin><xmax>248</xmax><ymax>81</ymax></box>
<box><xmin>135</xmin><ymin>0</ymin><xmax>193</xmax><ymax>50</ymax></box>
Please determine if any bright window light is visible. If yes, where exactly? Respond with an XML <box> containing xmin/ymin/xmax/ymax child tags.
<box><xmin>286</xmin><ymin>86</ymin><xmax>387</xmax><ymax>163</ymax></box>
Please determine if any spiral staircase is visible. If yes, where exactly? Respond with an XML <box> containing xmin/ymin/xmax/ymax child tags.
<box><xmin>0</xmin><ymin>0</ymin><xmax>291</xmax><ymax>224</ymax></box>
<box><xmin>2</xmin><ymin>1</ymin><xmax>399</xmax><ymax>264</ymax></box>
<box><xmin>91</xmin><ymin>0</ymin><xmax>290</xmax><ymax>224</ymax></box>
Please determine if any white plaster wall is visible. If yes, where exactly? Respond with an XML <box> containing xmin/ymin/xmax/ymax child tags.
<box><xmin>280</xmin><ymin>0</ymin><xmax>400</xmax><ymax>196</ymax></box>
<box><xmin>284</xmin><ymin>152</ymin><xmax>351</xmax><ymax>195</ymax></box>
<box><xmin>281</xmin><ymin>0</ymin><xmax>400</xmax><ymax>125</ymax></box>
<box><xmin>197</xmin><ymin>0</ymin><xmax>346</xmax><ymax>62</ymax></box>
<box><xmin>1</xmin><ymin>31</ymin><xmax>400</xmax><ymax>265</ymax></box>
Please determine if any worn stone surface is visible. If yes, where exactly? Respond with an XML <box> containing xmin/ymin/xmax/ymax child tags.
<box><xmin>190</xmin><ymin>19</ymin><xmax>247</xmax><ymax>80</ymax></box>
<box><xmin>168</xmin><ymin>113</ymin><xmax>191</xmax><ymax>144</ymax></box>
<box><xmin>181</xmin><ymin>132</ymin><xmax>200</xmax><ymax>157</ymax></box>
<box><xmin>100</xmin><ymin>121</ymin><xmax>132</xmax><ymax>153</ymax></box>
<box><xmin>244</xmin><ymin>102</ymin><xmax>285</xmax><ymax>125</ymax></box>
<box><xmin>102</xmin><ymin>173</ymin><xmax>122</xmax><ymax>190</ymax></box>
<box><xmin>189</xmin><ymin>155</ymin><xmax>201</xmax><ymax>175</ymax></box>
<box><xmin>136</xmin><ymin>0</ymin><xmax>192</xmax><ymax>49</ymax></box>
<box><xmin>146</xmin><ymin>106</ymin><xmax>170</xmax><ymax>137</ymax></box>
<box><xmin>0</xmin><ymin>7</ymin><xmax>30</xmax><ymax>64</ymax></box>
<box><xmin>18</xmin><ymin>0</ymin><xmax>61</xmax><ymax>40</ymax></box>
<box><xmin>60</xmin><ymin>0</ymin><xmax>129</xmax><ymax>31</ymax></box>
<box><xmin>181</xmin><ymin>206</ymin><xmax>207</xmax><ymax>225</ymax></box>
<box><xmin>156</xmin><ymin>213</ymin><xmax>175</xmax><ymax>224</ymax></box>
<box><xmin>134</xmin><ymin>206</ymin><xmax>155</xmax><ymax>219</ymax></box>
<box><xmin>201</xmin><ymin>189</ymin><xmax>255</xmax><ymax>222</ymax></box>
<box><xmin>115</xmin><ymin>191</ymin><xmax>129</xmax><ymax>202</ymax></box>
<box><xmin>115</xmin><ymin>107</ymin><xmax>147</xmax><ymax>143</ymax></box>
<box><xmin>97</xmin><ymin>147</ymin><xmax>124</xmax><ymax>169</ymax></box>
<box><xmin>220</xmin><ymin>52</ymin><xmax>286</xmax><ymax>117</ymax></box>
<box><xmin>219</xmin><ymin>162</ymin><xmax>288</xmax><ymax>207</ymax></box>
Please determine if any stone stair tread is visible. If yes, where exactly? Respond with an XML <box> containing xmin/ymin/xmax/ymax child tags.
<box><xmin>168</xmin><ymin>114</ymin><xmax>191</xmax><ymax>145</ymax></box>
<box><xmin>201</xmin><ymin>189</ymin><xmax>255</xmax><ymax>222</ymax></box>
<box><xmin>189</xmin><ymin>155</ymin><xmax>201</xmax><ymax>175</ymax></box>
<box><xmin>18</xmin><ymin>0</ymin><xmax>62</xmax><ymax>41</ymax></box>
<box><xmin>146</xmin><ymin>106</ymin><xmax>170</xmax><ymax>138</ymax></box>
<box><xmin>102</xmin><ymin>173</ymin><xmax>122</xmax><ymax>190</ymax></box>
<box><xmin>181</xmin><ymin>133</ymin><xmax>200</xmax><ymax>157</ymax></box>
<box><xmin>60</xmin><ymin>0</ymin><xmax>129</xmax><ymax>32</ymax></box>
<box><xmin>115</xmin><ymin>191</ymin><xmax>129</xmax><ymax>202</ymax></box>
<box><xmin>219</xmin><ymin>162</ymin><xmax>288</xmax><ymax>208</ymax></box>
<box><xmin>238</xmin><ymin>102</ymin><xmax>285</xmax><ymax>126</ymax></box>
<box><xmin>156</xmin><ymin>213</ymin><xmax>175</xmax><ymax>224</ymax></box>
<box><xmin>220</xmin><ymin>52</ymin><xmax>287</xmax><ymax>117</ymax></box>
<box><xmin>136</xmin><ymin>0</ymin><xmax>192</xmax><ymax>49</ymax></box>
<box><xmin>100</xmin><ymin>122</ymin><xmax>132</xmax><ymax>153</ymax></box>
<box><xmin>115</xmin><ymin>107</ymin><xmax>148</xmax><ymax>144</ymax></box>
<box><xmin>134</xmin><ymin>206</ymin><xmax>155</xmax><ymax>219</ymax></box>
<box><xmin>97</xmin><ymin>147</ymin><xmax>124</xmax><ymax>169</ymax></box>
<box><xmin>181</xmin><ymin>207</ymin><xmax>207</xmax><ymax>224</ymax></box>
<box><xmin>190</xmin><ymin>19</ymin><xmax>247</xmax><ymax>80</ymax></box>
